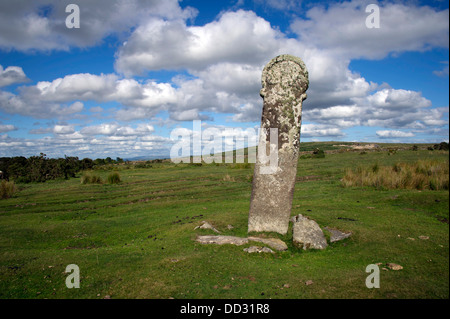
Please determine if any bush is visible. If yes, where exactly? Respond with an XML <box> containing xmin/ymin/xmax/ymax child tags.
<box><xmin>107</xmin><ymin>172</ymin><xmax>121</xmax><ymax>184</ymax></box>
<box><xmin>0</xmin><ymin>180</ymin><xmax>17</xmax><ymax>199</ymax></box>
<box><xmin>439</xmin><ymin>142</ymin><xmax>449</xmax><ymax>151</ymax></box>
<box><xmin>387</xmin><ymin>148</ymin><xmax>397</xmax><ymax>155</ymax></box>
<box><xmin>312</xmin><ymin>148</ymin><xmax>325</xmax><ymax>158</ymax></box>
<box><xmin>135</xmin><ymin>162</ymin><xmax>152</xmax><ymax>169</ymax></box>
<box><xmin>91</xmin><ymin>175</ymin><xmax>103</xmax><ymax>184</ymax></box>
<box><xmin>1</xmin><ymin>154</ymin><xmax>82</xmax><ymax>183</ymax></box>
<box><xmin>342</xmin><ymin>160</ymin><xmax>449</xmax><ymax>191</ymax></box>
<box><xmin>81</xmin><ymin>173</ymin><xmax>103</xmax><ymax>184</ymax></box>
<box><xmin>300</xmin><ymin>148</ymin><xmax>325</xmax><ymax>159</ymax></box>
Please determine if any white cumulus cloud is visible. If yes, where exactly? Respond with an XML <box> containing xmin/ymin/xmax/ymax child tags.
<box><xmin>376</xmin><ymin>130</ymin><xmax>415</xmax><ymax>138</ymax></box>
<box><xmin>0</xmin><ymin>0</ymin><xmax>197</xmax><ymax>51</ymax></box>
<box><xmin>0</xmin><ymin>124</ymin><xmax>18</xmax><ymax>133</ymax></box>
<box><xmin>0</xmin><ymin>65</ymin><xmax>29</xmax><ymax>87</ymax></box>
<box><xmin>290</xmin><ymin>1</ymin><xmax>449</xmax><ymax>60</ymax></box>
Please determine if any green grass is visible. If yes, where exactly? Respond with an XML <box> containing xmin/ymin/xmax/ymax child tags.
<box><xmin>0</xmin><ymin>144</ymin><xmax>448</xmax><ymax>299</ymax></box>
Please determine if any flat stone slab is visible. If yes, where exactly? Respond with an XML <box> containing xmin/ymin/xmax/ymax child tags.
<box><xmin>195</xmin><ymin>235</ymin><xmax>287</xmax><ymax>251</ymax></box>
<box><xmin>248</xmin><ymin>236</ymin><xmax>288</xmax><ymax>251</ymax></box>
<box><xmin>324</xmin><ymin>227</ymin><xmax>352</xmax><ymax>243</ymax></box>
<box><xmin>196</xmin><ymin>235</ymin><xmax>248</xmax><ymax>246</ymax></box>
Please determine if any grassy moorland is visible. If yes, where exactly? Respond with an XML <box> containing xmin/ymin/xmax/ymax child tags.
<box><xmin>0</xmin><ymin>142</ymin><xmax>448</xmax><ymax>299</ymax></box>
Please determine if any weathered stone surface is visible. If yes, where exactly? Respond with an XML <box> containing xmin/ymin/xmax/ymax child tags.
<box><xmin>248</xmin><ymin>236</ymin><xmax>288</xmax><ymax>251</ymax></box>
<box><xmin>195</xmin><ymin>235</ymin><xmax>287</xmax><ymax>252</ymax></box>
<box><xmin>243</xmin><ymin>246</ymin><xmax>275</xmax><ymax>254</ymax></box>
<box><xmin>292</xmin><ymin>214</ymin><xmax>328</xmax><ymax>250</ymax></box>
<box><xmin>194</xmin><ymin>221</ymin><xmax>221</xmax><ymax>233</ymax></box>
<box><xmin>248</xmin><ymin>54</ymin><xmax>309</xmax><ymax>235</ymax></box>
<box><xmin>324</xmin><ymin>227</ymin><xmax>352</xmax><ymax>243</ymax></box>
<box><xmin>195</xmin><ymin>235</ymin><xmax>248</xmax><ymax>246</ymax></box>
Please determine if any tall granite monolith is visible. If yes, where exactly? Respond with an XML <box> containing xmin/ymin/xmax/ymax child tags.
<box><xmin>248</xmin><ymin>54</ymin><xmax>308</xmax><ymax>235</ymax></box>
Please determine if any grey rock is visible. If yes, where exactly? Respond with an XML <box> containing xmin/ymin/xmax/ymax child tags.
<box><xmin>248</xmin><ymin>236</ymin><xmax>288</xmax><ymax>251</ymax></box>
<box><xmin>194</xmin><ymin>221</ymin><xmax>220</xmax><ymax>233</ymax></box>
<box><xmin>292</xmin><ymin>214</ymin><xmax>328</xmax><ymax>250</ymax></box>
<box><xmin>195</xmin><ymin>235</ymin><xmax>248</xmax><ymax>246</ymax></box>
<box><xmin>291</xmin><ymin>214</ymin><xmax>307</xmax><ymax>223</ymax></box>
<box><xmin>248</xmin><ymin>55</ymin><xmax>309</xmax><ymax>235</ymax></box>
<box><xmin>324</xmin><ymin>227</ymin><xmax>352</xmax><ymax>243</ymax></box>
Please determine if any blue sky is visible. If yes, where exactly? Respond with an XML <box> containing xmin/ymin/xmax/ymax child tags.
<box><xmin>0</xmin><ymin>0</ymin><xmax>448</xmax><ymax>159</ymax></box>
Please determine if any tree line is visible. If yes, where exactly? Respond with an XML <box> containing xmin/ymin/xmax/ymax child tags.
<box><xmin>0</xmin><ymin>153</ymin><xmax>124</xmax><ymax>183</ymax></box>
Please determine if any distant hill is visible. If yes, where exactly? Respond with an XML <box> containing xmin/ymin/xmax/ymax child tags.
<box><xmin>126</xmin><ymin>141</ymin><xmax>448</xmax><ymax>162</ymax></box>
<box><xmin>125</xmin><ymin>155</ymin><xmax>170</xmax><ymax>162</ymax></box>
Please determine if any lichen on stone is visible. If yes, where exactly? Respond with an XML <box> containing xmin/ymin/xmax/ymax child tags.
<box><xmin>260</xmin><ymin>54</ymin><xmax>308</xmax><ymax>150</ymax></box>
<box><xmin>248</xmin><ymin>54</ymin><xmax>309</xmax><ymax>235</ymax></box>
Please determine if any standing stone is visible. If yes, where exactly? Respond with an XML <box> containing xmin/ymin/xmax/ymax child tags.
<box><xmin>248</xmin><ymin>55</ymin><xmax>309</xmax><ymax>235</ymax></box>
